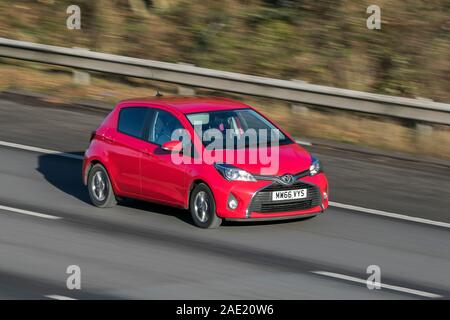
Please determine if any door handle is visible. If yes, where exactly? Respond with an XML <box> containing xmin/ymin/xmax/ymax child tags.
<box><xmin>142</xmin><ymin>149</ymin><xmax>153</xmax><ymax>157</ymax></box>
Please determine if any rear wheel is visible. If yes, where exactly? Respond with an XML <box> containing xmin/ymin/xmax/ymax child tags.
<box><xmin>88</xmin><ymin>164</ymin><xmax>117</xmax><ymax>208</ymax></box>
<box><xmin>190</xmin><ymin>183</ymin><xmax>222</xmax><ymax>229</ymax></box>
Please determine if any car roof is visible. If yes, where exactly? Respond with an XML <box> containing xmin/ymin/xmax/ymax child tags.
<box><xmin>118</xmin><ymin>96</ymin><xmax>251</xmax><ymax>114</ymax></box>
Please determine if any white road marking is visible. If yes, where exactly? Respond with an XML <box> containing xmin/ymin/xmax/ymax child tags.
<box><xmin>329</xmin><ymin>201</ymin><xmax>450</xmax><ymax>229</ymax></box>
<box><xmin>1</xmin><ymin>139</ymin><xmax>450</xmax><ymax>229</ymax></box>
<box><xmin>0</xmin><ymin>204</ymin><xmax>61</xmax><ymax>220</ymax></box>
<box><xmin>312</xmin><ymin>271</ymin><xmax>443</xmax><ymax>299</ymax></box>
<box><xmin>45</xmin><ymin>294</ymin><xmax>77</xmax><ymax>300</ymax></box>
<box><xmin>0</xmin><ymin>140</ymin><xmax>83</xmax><ymax>160</ymax></box>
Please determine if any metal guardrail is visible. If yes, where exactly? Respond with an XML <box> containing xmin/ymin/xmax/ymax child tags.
<box><xmin>1</xmin><ymin>37</ymin><xmax>450</xmax><ymax>125</ymax></box>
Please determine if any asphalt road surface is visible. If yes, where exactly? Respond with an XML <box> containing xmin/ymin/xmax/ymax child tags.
<box><xmin>0</xmin><ymin>96</ymin><xmax>449</xmax><ymax>299</ymax></box>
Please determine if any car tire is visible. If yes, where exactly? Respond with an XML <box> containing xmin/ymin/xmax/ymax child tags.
<box><xmin>189</xmin><ymin>183</ymin><xmax>222</xmax><ymax>229</ymax></box>
<box><xmin>88</xmin><ymin>164</ymin><xmax>117</xmax><ymax>208</ymax></box>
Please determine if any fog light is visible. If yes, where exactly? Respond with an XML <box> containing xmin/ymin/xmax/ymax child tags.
<box><xmin>323</xmin><ymin>192</ymin><xmax>328</xmax><ymax>200</ymax></box>
<box><xmin>228</xmin><ymin>194</ymin><xmax>238</xmax><ymax>210</ymax></box>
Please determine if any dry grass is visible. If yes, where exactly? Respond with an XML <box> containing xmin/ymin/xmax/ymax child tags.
<box><xmin>0</xmin><ymin>60</ymin><xmax>176</xmax><ymax>104</ymax></box>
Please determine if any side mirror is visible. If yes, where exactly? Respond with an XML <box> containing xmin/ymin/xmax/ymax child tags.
<box><xmin>161</xmin><ymin>140</ymin><xmax>183</xmax><ymax>153</ymax></box>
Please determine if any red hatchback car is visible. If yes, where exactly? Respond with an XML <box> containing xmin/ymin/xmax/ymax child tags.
<box><xmin>83</xmin><ymin>97</ymin><xmax>328</xmax><ymax>228</ymax></box>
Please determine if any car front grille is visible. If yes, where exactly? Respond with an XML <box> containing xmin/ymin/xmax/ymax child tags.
<box><xmin>248</xmin><ymin>181</ymin><xmax>321</xmax><ymax>214</ymax></box>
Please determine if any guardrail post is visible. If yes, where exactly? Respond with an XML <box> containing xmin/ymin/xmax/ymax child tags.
<box><xmin>290</xmin><ymin>80</ymin><xmax>310</xmax><ymax>115</ymax></box>
<box><xmin>415</xmin><ymin>123</ymin><xmax>433</xmax><ymax>147</ymax></box>
<box><xmin>71</xmin><ymin>47</ymin><xmax>91</xmax><ymax>85</ymax></box>
<box><xmin>176</xmin><ymin>63</ymin><xmax>196</xmax><ymax>96</ymax></box>
<box><xmin>177</xmin><ymin>85</ymin><xmax>195</xmax><ymax>96</ymax></box>
<box><xmin>72</xmin><ymin>69</ymin><xmax>91</xmax><ymax>85</ymax></box>
<box><xmin>291</xmin><ymin>103</ymin><xmax>309</xmax><ymax>115</ymax></box>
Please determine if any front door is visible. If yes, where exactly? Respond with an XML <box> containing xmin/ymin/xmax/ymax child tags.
<box><xmin>140</xmin><ymin>108</ymin><xmax>189</xmax><ymax>207</ymax></box>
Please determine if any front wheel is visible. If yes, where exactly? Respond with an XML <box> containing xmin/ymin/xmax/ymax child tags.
<box><xmin>87</xmin><ymin>164</ymin><xmax>117</xmax><ymax>208</ymax></box>
<box><xmin>189</xmin><ymin>183</ymin><xmax>222</xmax><ymax>229</ymax></box>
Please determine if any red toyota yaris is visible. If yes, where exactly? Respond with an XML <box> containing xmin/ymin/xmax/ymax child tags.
<box><xmin>82</xmin><ymin>97</ymin><xmax>328</xmax><ymax>228</ymax></box>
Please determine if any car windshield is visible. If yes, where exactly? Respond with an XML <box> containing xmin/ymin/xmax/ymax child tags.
<box><xmin>186</xmin><ymin>108</ymin><xmax>292</xmax><ymax>150</ymax></box>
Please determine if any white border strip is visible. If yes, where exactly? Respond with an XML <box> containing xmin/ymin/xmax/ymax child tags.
<box><xmin>0</xmin><ymin>140</ymin><xmax>83</xmax><ymax>160</ymax></box>
<box><xmin>45</xmin><ymin>294</ymin><xmax>77</xmax><ymax>300</ymax></box>
<box><xmin>312</xmin><ymin>271</ymin><xmax>442</xmax><ymax>298</ymax></box>
<box><xmin>329</xmin><ymin>201</ymin><xmax>450</xmax><ymax>229</ymax></box>
<box><xmin>0</xmin><ymin>204</ymin><xmax>61</xmax><ymax>220</ymax></box>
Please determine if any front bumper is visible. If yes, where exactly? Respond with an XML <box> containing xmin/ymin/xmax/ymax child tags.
<box><xmin>213</xmin><ymin>173</ymin><xmax>328</xmax><ymax>220</ymax></box>
<box><xmin>225</xmin><ymin>212</ymin><xmax>320</xmax><ymax>222</ymax></box>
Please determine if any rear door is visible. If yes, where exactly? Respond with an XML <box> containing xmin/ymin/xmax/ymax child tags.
<box><xmin>109</xmin><ymin>107</ymin><xmax>152</xmax><ymax>196</ymax></box>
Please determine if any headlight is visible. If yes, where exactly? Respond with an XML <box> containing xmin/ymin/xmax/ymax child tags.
<box><xmin>214</xmin><ymin>163</ymin><xmax>257</xmax><ymax>182</ymax></box>
<box><xmin>309</xmin><ymin>155</ymin><xmax>322</xmax><ymax>176</ymax></box>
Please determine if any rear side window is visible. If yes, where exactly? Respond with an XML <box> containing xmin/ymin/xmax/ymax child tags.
<box><xmin>118</xmin><ymin>107</ymin><xmax>149</xmax><ymax>139</ymax></box>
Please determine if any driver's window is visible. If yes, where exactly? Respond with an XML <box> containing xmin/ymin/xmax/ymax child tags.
<box><xmin>148</xmin><ymin>109</ymin><xmax>184</xmax><ymax>146</ymax></box>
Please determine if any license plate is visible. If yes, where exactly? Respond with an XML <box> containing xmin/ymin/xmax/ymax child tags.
<box><xmin>272</xmin><ymin>189</ymin><xmax>307</xmax><ymax>201</ymax></box>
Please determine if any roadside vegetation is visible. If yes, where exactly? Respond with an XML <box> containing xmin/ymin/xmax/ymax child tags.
<box><xmin>0</xmin><ymin>0</ymin><xmax>449</xmax><ymax>102</ymax></box>
<box><xmin>0</xmin><ymin>0</ymin><xmax>449</xmax><ymax>159</ymax></box>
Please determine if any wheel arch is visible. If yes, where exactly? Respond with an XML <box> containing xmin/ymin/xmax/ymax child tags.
<box><xmin>187</xmin><ymin>179</ymin><xmax>214</xmax><ymax>209</ymax></box>
<box><xmin>85</xmin><ymin>159</ymin><xmax>119</xmax><ymax>195</ymax></box>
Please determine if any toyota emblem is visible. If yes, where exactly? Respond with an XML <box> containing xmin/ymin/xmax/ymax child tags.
<box><xmin>280</xmin><ymin>174</ymin><xmax>294</xmax><ymax>185</ymax></box>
